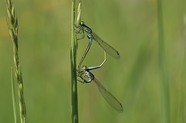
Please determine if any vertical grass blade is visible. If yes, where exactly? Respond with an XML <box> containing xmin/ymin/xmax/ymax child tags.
<box><xmin>11</xmin><ymin>67</ymin><xmax>18</xmax><ymax>123</ymax></box>
<box><xmin>177</xmin><ymin>15</ymin><xmax>186</xmax><ymax>123</ymax></box>
<box><xmin>70</xmin><ymin>0</ymin><xmax>79</xmax><ymax>123</ymax></box>
<box><xmin>6</xmin><ymin>0</ymin><xmax>26</xmax><ymax>123</ymax></box>
<box><xmin>76</xmin><ymin>1</ymin><xmax>82</xmax><ymax>25</ymax></box>
<box><xmin>157</xmin><ymin>0</ymin><xmax>170</xmax><ymax>123</ymax></box>
<box><xmin>177</xmin><ymin>38</ymin><xmax>186</xmax><ymax>123</ymax></box>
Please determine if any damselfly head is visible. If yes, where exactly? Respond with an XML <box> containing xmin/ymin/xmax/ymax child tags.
<box><xmin>80</xmin><ymin>21</ymin><xmax>84</xmax><ymax>26</ymax></box>
<box><xmin>82</xmin><ymin>65</ymin><xmax>88</xmax><ymax>70</ymax></box>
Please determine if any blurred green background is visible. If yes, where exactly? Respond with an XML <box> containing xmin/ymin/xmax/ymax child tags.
<box><xmin>0</xmin><ymin>0</ymin><xmax>186</xmax><ymax>123</ymax></box>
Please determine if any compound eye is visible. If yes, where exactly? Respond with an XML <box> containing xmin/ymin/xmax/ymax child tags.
<box><xmin>82</xmin><ymin>66</ymin><xmax>87</xmax><ymax>70</ymax></box>
<box><xmin>80</xmin><ymin>21</ymin><xmax>84</xmax><ymax>25</ymax></box>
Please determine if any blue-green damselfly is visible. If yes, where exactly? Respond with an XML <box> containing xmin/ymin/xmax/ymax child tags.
<box><xmin>77</xmin><ymin>52</ymin><xmax>123</xmax><ymax>112</ymax></box>
<box><xmin>75</xmin><ymin>21</ymin><xmax>120</xmax><ymax>69</ymax></box>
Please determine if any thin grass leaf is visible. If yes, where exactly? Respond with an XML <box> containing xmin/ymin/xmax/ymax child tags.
<box><xmin>157</xmin><ymin>0</ymin><xmax>170</xmax><ymax>123</ymax></box>
<box><xmin>11</xmin><ymin>67</ymin><xmax>18</xmax><ymax>123</ymax></box>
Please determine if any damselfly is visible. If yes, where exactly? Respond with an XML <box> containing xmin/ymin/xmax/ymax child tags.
<box><xmin>75</xmin><ymin>21</ymin><xmax>120</xmax><ymax>69</ymax></box>
<box><xmin>77</xmin><ymin>52</ymin><xmax>123</xmax><ymax>112</ymax></box>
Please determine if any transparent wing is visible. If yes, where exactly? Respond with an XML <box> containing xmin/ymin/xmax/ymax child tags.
<box><xmin>92</xmin><ymin>31</ymin><xmax>120</xmax><ymax>59</ymax></box>
<box><xmin>93</xmin><ymin>77</ymin><xmax>123</xmax><ymax>112</ymax></box>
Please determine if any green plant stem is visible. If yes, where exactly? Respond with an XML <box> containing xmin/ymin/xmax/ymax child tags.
<box><xmin>177</xmin><ymin>43</ymin><xmax>186</xmax><ymax>123</ymax></box>
<box><xmin>70</xmin><ymin>0</ymin><xmax>78</xmax><ymax>123</ymax></box>
<box><xmin>6</xmin><ymin>0</ymin><xmax>26</xmax><ymax>123</ymax></box>
<box><xmin>11</xmin><ymin>67</ymin><xmax>17</xmax><ymax>123</ymax></box>
<box><xmin>157</xmin><ymin>0</ymin><xmax>170</xmax><ymax>123</ymax></box>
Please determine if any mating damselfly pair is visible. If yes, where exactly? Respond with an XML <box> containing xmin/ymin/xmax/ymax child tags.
<box><xmin>75</xmin><ymin>21</ymin><xmax>123</xmax><ymax>112</ymax></box>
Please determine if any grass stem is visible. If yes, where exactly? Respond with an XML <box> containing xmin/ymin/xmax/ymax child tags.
<box><xmin>157</xmin><ymin>0</ymin><xmax>170</xmax><ymax>123</ymax></box>
<box><xmin>70</xmin><ymin>0</ymin><xmax>79</xmax><ymax>123</ymax></box>
<box><xmin>11</xmin><ymin>67</ymin><xmax>17</xmax><ymax>123</ymax></box>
